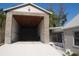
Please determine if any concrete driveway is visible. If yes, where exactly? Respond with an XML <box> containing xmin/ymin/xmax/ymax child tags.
<box><xmin>0</xmin><ymin>42</ymin><xmax>63</xmax><ymax>56</ymax></box>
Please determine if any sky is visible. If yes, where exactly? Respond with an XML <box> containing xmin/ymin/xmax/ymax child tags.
<box><xmin>0</xmin><ymin>3</ymin><xmax>79</xmax><ymax>24</ymax></box>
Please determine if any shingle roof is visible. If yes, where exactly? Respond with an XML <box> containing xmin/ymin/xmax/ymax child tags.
<box><xmin>64</xmin><ymin>14</ymin><xmax>79</xmax><ymax>29</ymax></box>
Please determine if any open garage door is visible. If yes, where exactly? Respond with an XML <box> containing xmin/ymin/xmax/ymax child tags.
<box><xmin>5</xmin><ymin>12</ymin><xmax>49</xmax><ymax>44</ymax></box>
<box><xmin>11</xmin><ymin>15</ymin><xmax>43</xmax><ymax>43</ymax></box>
<box><xmin>18</xmin><ymin>27</ymin><xmax>40</xmax><ymax>41</ymax></box>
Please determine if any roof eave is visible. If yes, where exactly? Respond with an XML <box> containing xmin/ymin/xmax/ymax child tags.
<box><xmin>3</xmin><ymin>3</ymin><xmax>52</xmax><ymax>14</ymax></box>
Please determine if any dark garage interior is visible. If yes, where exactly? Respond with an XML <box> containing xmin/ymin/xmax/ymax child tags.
<box><xmin>18</xmin><ymin>26</ymin><xmax>40</xmax><ymax>41</ymax></box>
<box><xmin>11</xmin><ymin>15</ymin><xmax>43</xmax><ymax>43</ymax></box>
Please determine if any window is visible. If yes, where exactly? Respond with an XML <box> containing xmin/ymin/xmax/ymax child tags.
<box><xmin>52</xmin><ymin>32</ymin><xmax>62</xmax><ymax>43</ymax></box>
<box><xmin>74</xmin><ymin>32</ymin><xmax>79</xmax><ymax>46</ymax></box>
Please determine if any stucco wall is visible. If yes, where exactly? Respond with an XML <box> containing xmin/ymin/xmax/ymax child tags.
<box><xmin>11</xmin><ymin>17</ymin><xmax>19</xmax><ymax>43</ymax></box>
<box><xmin>12</xmin><ymin>5</ymin><xmax>45</xmax><ymax>14</ymax></box>
<box><xmin>37</xmin><ymin>14</ymin><xmax>49</xmax><ymax>43</ymax></box>
<box><xmin>5</xmin><ymin>12</ymin><xmax>12</xmax><ymax>44</ymax></box>
<box><xmin>64</xmin><ymin>29</ymin><xmax>79</xmax><ymax>54</ymax></box>
<box><xmin>5</xmin><ymin>11</ymin><xmax>49</xmax><ymax>44</ymax></box>
<box><xmin>43</xmin><ymin>15</ymin><xmax>49</xmax><ymax>43</ymax></box>
<box><xmin>38</xmin><ymin>19</ymin><xmax>44</xmax><ymax>43</ymax></box>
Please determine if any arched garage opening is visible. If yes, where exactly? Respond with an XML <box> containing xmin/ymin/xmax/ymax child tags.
<box><xmin>11</xmin><ymin>15</ymin><xmax>43</xmax><ymax>43</ymax></box>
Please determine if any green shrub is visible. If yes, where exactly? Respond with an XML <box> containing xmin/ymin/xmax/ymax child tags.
<box><xmin>63</xmin><ymin>49</ymin><xmax>78</xmax><ymax>56</ymax></box>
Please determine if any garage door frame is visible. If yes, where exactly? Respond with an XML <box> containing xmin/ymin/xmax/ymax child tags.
<box><xmin>5</xmin><ymin>11</ymin><xmax>49</xmax><ymax>44</ymax></box>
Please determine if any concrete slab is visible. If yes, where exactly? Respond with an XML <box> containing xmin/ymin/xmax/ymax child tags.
<box><xmin>0</xmin><ymin>42</ymin><xmax>63</xmax><ymax>56</ymax></box>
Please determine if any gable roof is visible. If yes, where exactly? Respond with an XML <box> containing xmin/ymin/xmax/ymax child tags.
<box><xmin>3</xmin><ymin>3</ymin><xmax>52</xmax><ymax>14</ymax></box>
<box><xmin>64</xmin><ymin>14</ymin><xmax>79</xmax><ymax>29</ymax></box>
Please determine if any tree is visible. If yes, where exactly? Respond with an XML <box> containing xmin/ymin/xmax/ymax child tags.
<box><xmin>0</xmin><ymin>9</ymin><xmax>6</xmax><ymax>43</ymax></box>
<box><xmin>48</xmin><ymin>3</ymin><xmax>59</xmax><ymax>27</ymax></box>
<box><xmin>49</xmin><ymin>11</ymin><xmax>58</xmax><ymax>27</ymax></box>
<box><xmin>48</xmin><ymin>3</ymin><xmax>67</xmax><ymax>27</ymax></box>
<box><xmin>58</xmin><ymin>3</ymin><xmax>67</xmax><ymax>26</ymax></box>
<box><xmin>0</xmin><ymin>9</ymin><xmax>6</xmax><ymax>28</ymax></box>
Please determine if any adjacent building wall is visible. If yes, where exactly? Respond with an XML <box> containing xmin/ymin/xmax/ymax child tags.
<box><xmin>64</xmin><ymin>29</ymin><xmax>79</xmax><ymax>54</ymax></box>
<box><xmin>64</xmin><ymin>30</ymin><xmax>74</xmax><ymax>49</ymax></box>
